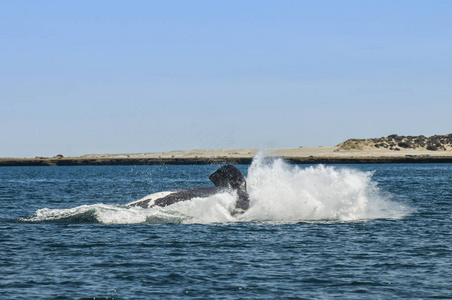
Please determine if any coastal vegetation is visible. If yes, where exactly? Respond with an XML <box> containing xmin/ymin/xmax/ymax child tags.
<box><xmin>338</xmin><ymin>134</ymin><xmax>452</xmax><ymax>151</ymax></box>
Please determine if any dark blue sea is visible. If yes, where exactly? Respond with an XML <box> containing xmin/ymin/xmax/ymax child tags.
<box><xmin>1</xmin><ymin>156</ymin><xmax>451</xmax><ymax>299</ymax></box>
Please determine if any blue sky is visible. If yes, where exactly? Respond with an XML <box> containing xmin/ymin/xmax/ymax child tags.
<box><xmin>1</xmin><ymin>0</ymin><xmax>451</xmax><ymax>157</ymax></box>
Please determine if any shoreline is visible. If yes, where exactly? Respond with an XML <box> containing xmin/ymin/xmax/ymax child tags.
<box><xmin>2</xmin><ymin>147</ymin><xmax>452</xmax><ymax>166</ymax></box>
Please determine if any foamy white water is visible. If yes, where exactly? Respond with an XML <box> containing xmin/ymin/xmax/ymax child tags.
<box><xmin>242</xmin><ymin>153</ymin><xmax>410</xmax><ymax>222</ymax></box>
<box><xmin>24</xmin><ymin>193</ymin><xmax>239</xmax><ymax>224</ymax></box>
<box><xmin>24</xmin><ymin>154</ymin><xmax>411</xmax><ymax>224</ymax></box>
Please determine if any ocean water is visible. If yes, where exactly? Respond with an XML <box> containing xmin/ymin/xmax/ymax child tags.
<box><xmin>0</xmin><ymin>156</ymin><xmax>451</xmax><ymax>299</ymax></box>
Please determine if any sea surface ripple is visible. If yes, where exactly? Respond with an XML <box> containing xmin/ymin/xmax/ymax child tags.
<box><xmin>0</xmin><ymin>159</ymin><xmax>451</xmax><ymax>299</ymax></box>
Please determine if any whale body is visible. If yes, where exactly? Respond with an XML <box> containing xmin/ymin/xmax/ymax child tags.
<box><xmin>126</xmin><ymin>165</ymin><xmax>250</xmax><ymax>213</ymax></box>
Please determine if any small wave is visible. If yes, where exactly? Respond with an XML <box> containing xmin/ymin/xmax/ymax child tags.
<box><xmin>21</xmin><ymin>204</ymin><xmax>145</xmax><ymax>224</ymax></box>
<box><xmin>22</xmin><ymin>153</ymin><xmax>411</xmax><ymax>224</ymax></box>
<box><xmin>21</xmin><ymin>192</ymin><xmax>239</xmax><ymax>225</ymax></box>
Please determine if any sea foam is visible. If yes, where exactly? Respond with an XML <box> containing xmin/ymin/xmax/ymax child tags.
<box><xmin>242</xmin><ymin>153</ymin><xmax>409</xmax><ymax>222</ymax></box>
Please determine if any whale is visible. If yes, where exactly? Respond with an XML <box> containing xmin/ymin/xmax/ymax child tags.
<box><xmin>126</xmin><ymin>165</ymin><xmax>250</xmax><ymax>213</ymax></box>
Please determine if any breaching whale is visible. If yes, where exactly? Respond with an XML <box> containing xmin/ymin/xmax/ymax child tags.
<box><xmin>126</xmin><ymin>165</ymin><xmax>250</xmax><ymax>213</ymax></box>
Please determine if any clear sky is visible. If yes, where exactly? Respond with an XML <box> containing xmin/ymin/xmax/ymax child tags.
<box><xmin>1</xmin><ymin>0</ymin><xmax>451</xmax><ymax>157</ymax></box>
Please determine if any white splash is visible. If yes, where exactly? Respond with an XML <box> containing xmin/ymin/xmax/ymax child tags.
<box><xmin>23</xmin><ymin>153</ymin><xmax>411</xmax><ymax>224</ymax></box>
<box><xmin>242</xmin><ymin>153</ymin><xmax>410</xmax><ymax>222</ymax></box>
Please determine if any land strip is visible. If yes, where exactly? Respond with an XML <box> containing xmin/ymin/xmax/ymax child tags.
<box><xmin>2</xmin><ymin>146</ymin><xmax>452</xmax><ymax>166</ymax></box>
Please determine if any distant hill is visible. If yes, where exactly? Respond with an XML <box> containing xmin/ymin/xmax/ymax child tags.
<box><xmin>337</xmin><ymin>134</ymin><xmax>452</xmax><ymax>151</ymax></box>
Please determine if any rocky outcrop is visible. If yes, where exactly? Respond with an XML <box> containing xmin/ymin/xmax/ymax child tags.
<box><xmin>338</xmin><ymin>134</ymin><xmax>452</xmax><ymax>151</ymax></box>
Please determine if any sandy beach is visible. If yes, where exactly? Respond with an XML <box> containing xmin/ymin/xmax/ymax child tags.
<box><xmin>79</xmin><ymin>146</ymin><xmax>452</xmax><ymax>159</ymax></box>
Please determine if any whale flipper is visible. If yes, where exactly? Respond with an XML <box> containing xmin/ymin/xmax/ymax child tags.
<box><xmin>126</xmin><ymin>187</ymin><xmax>219</xmax><ymax>208</ymax></box>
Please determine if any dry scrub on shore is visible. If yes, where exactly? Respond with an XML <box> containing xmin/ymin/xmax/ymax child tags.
<box><xmin>338</xmin><ymin>134</ymin><xmax>452</xmax><ymax>151</ymax></box>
